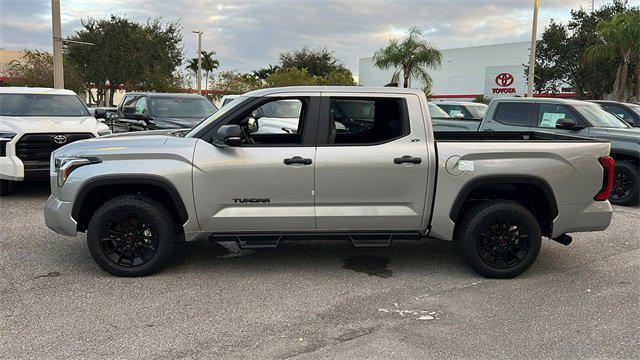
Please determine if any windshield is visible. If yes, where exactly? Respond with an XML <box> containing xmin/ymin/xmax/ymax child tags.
<box><xmin>466</xmin><ymin>104</ymin><xmax>487</xmax><ymax>118</ymax></box>
<box><xmin>0</xmin><ymin>94</ymin><xmax>90</xmax><ymax>116</ymax></box>
<box><xmin>574</xmin><ymin>104</ymin><xmax>630</xmax><ymax>128</ymax></box>
<box><xmin>186</xmin><ymin>96</ymin><xmax>247</xmax><ymax>137</ymax></box>
<box><xmin>149</xmin><ymin>97</ymin><xmax>217</xmax><ymax>118</ymax></box>
<box><xmin>428</xmin><ymin>103</ymin><xmax>451</xmax><ymax>118</ymax></box>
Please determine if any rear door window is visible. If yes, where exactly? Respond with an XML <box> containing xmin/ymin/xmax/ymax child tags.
<box><xmin>493</xmin><ymin>103</ymin><xmax>535</xmax><ymax>127</ymax></box>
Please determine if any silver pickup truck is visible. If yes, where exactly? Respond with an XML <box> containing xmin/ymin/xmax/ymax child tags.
<box><xmin>433</xmin><ymin>98</ymin><xmax>640</xmax><ymax>205</ymax></box>
<box><xmin>44</xmin><ymin>87</ymin><xmax>614</xmax><ymax>278</ymax></box>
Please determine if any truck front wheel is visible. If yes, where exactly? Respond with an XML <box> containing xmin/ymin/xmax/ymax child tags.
<box><xmin>86</xmin><ymin>195</ymin><xmax>177</xmax><ymax>277</ymax></box>
<box><xmin>456</xmin><ymin>200</ymin><xmax>542</xmax><ymax>279</ymax></box>
<box><xmin>0</xmin><ymin>179</ymin><xmax>9</xmax><ymax>197</ymax></box>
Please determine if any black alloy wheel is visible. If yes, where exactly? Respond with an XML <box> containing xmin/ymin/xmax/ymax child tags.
<box><xmin>477</xmin><ymin>217</ymin><xmax>531</xmax><ymax>269</ymax></box>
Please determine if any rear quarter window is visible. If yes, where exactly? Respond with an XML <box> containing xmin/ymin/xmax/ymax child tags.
<box><xmin>493</xmin><ymin>103</ymin><xmax>535</xmax><ymax>127</ymax></box>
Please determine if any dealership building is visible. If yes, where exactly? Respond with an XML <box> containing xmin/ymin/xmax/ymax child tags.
<box><xmin>358</xmin><ymin>41</ymin><xmax>573</xmax><ymax>101</ymax></box>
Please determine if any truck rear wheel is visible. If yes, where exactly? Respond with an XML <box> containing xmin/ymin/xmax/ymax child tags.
<box><xmin>456</xmin><ymin>200</ymin><xmax>542</xmax><ymax>279</ymax></box>
<box><xmin>609</xmin><ymin>161</ymin><xmax>639</xmax><ymax>206</ymax></box>
<box><xmin>0</xmin><ymin>179</ymin><xmax>9</xmax><ymax>197</ymax></box>
<box><xmin>86</xmin><ymin>195</ymin><xmax>177</xmax><ymax>277</ymax></box>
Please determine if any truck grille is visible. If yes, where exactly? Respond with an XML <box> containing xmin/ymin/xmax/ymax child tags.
<box><xmin>15</xmin><ymin>133</ymin><xmax>93</xmax><ymax>173</ymax></box>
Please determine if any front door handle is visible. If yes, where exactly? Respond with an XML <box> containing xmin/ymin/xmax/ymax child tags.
<box><xmin>394</xmin><ymin>155</ymin><xmax>422</xmax><ymax>165</ymax></box>
<box><xmin>284</xmin><ymin>156</ymin><xmax>313</xmax><ymax>165</ymax></box>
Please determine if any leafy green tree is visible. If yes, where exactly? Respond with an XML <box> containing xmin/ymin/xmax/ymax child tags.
<box><xmin>213</xmin><ymin>70</ymin><xmax>263</xmax><ymax>94</ymax></box>
<box><xmin>2</xmin><ymin>50</ymin><xmax>85</xmax><ymax>95</ymax></box>
<box><xmin>530</xmin><ymin>1</ymin><xmax>635</xmax><ymax>99</ymax></box>
<box><xmin>265</xmin><ymin>67</ymin><xmax>317</xmax><ymax>87</ymax></box>
<box><xmin>586</xmin><ymin>9</ymin><xmax>640</xmax><ymax>101</ymax></box>
<box><xmin>65</xmin><ymin>15</ymin><xmax>183</xmax><ymax>105</ymax></box>
<box><xmin>279</xmin><ymin>47</ymin><xmax>351</xmax><ymax>78</ymax></box>
<box><xmin>373</xmin><ymin>27</ymin><xmax>442</xmax><ymax>88</ymax></box>
<box><xmin>252</xmin><ymin>65</ymin><xmax>280</xmax><ymax>81</ymax></box>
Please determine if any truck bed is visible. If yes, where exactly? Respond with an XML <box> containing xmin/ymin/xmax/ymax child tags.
<box><xmin>434</xmin><ymin>131</ymin><xmax>608</xmax><ymax>142</ymax></box>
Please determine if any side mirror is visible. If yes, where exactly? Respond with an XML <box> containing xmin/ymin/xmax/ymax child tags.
<box><xmin>94</xmin><ymin>109</ymin><xmax>107</xmax><ymax>119</ymax></box>
<box><xmin>213</xmin><ymin>124</ymin><xmax>242</xmax><ymax>147</ymax></box>
<box><xmin>556</xmin><ymin>118</ymin><xmax>578</xmax><ymax>130</ymax></box>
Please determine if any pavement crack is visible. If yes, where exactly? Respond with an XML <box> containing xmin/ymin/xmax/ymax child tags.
<box><xmin>281</xmin><ymin>325</ymin><xmax>381</xmax><ymax>359</ymax></box>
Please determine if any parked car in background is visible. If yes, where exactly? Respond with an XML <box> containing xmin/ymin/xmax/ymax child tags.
<box><xmin>0</xmin><ymin>87</ymin><xmax>111</xmax><ymax>196</ymax></box>
<box><xmin>110</xmin><ymin>93</ymin><xmax>218</xmax><ymax>132</ymax></box>
<box><xmin>44</xmin><ymin>86</ymin><xmax>614</xmax><ymax>278</ymax></box>
<box><xmin>435</xmin><ymin>101</ymin><xmax>488</xmax><ymax>120</ymax></box>
<box><xmin>219</xmin><ymin>95</ymin><xmax>239</xmax><ymax>108</ymax></box>
<box><xmin>434</xmin><ymin>98</ymin><xmax>639</xmax><ymax>206</ymax></box>
<box><xmin>427</xmin><ymin>102</ymin><xmax>451</xmax><ymax>119</ymax></box>
<box><xmin>590</xmin><ymin>100</ymin><xmax>640</xmax><ymax>127</ymax></box>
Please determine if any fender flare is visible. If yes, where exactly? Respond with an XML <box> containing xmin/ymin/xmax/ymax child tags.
<box><xmin>449</xmin><ymin>175</ymin><xmax>559</xmax><ymax>222</ymax></box>
<box><xmin>71</xmin><ymin>175</ymin><xmax>189</xmax><ymax>224</ymax></box>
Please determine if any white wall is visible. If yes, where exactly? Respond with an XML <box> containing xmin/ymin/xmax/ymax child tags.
<box><xmin>359</xmin><ymin>41</ymin><xmax>530</xmax><ymax>100</ymax></box>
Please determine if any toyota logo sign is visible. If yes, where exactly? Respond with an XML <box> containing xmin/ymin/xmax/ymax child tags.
<box><xmin>53</xmin><ymin>135</ymin><xmax>68</xmax><ymax>145</ymax></box>
<box><xmin>495</xmin><ymin>73</ymin><xmax>514</xmax><ymax>87</ymax></box>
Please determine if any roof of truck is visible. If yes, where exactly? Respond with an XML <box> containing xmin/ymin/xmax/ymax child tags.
<box><xmin>244</xmin><ymin>86</ymin><xmax>425</xmax><ymax>97</ymax></box>
<box><xmin>124</xmin><ymin>92</ymin><xmax>207</xmax><ymax>98</ymax></box>
<box><xmin>433</xmin><ymin>100</ymin><xmax>487</xmax><ymax>106</ymax></box>
<box><xmin>490</xmin><ymin>97</ymin><xmax>594</xmax><ymax>106</ymax></box>
<box><xmin>0</xmin><ymin>87</ymin><xmax>77</xmax><ymax>95</ymax></box>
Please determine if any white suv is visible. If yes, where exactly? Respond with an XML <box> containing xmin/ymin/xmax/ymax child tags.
<box><xmin>0</xmin><ymin>87</ymin><xmax>111</xmax><ymax>196</ymax></box>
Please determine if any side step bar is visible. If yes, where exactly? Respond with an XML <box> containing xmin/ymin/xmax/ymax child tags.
<box><xmin>551</xmin><ymin>234</ymin><xmax>572</xmax><ymax>246</ymax></box>
<box><xmin>210</xmin><ymin>232</ymin><xmax>421</xmax><ymax>249</ymax></box>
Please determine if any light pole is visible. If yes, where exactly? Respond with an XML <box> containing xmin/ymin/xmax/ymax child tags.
<box><xmin>527</xmin><ymin>0</ymin><xmax>539</xmax><ymax>98</ymax></box>
<box><xmin>51</xmin><ymin>0</ymin><xmax>64</xmax><ymax>89</ymax></box>
<box><xmin>192</xmin><ymin>30</ymin><xmax>204</xmax><ymax>94</ymax></box>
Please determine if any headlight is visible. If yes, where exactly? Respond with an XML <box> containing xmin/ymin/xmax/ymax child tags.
<box><xmin>54</xmin><ymin>156</ymin><xmax>101</xmax><ymax>187</ymax></box>
<box><xmin>97</xmin><ymin>129</ymin><xmax>112</xmax><ymax>136</ymax></box>
<box><xmin>0</xmin><ymin>131</ymin><xmax>16</xmax><ymax>141</ymax></box>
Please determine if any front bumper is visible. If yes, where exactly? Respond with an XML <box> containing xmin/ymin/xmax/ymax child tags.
<box><xmin>0</xmin><ymin>155</ymin><xmax>24</xmax><ymax>181</ymax></box>
<box><xmin>44</xmin><ymin>195</ymin><xmax>77</xmax><ymax>237</ymax></box>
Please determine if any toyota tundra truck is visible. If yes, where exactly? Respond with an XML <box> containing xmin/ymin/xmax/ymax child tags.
<box><xmin>44</xmin><ymin>87</ymin><xmax>614</xmax><ymax>278</ymax></box>
<box><xmin>0</xmin><ymin>87</ymin><xmax>112</xmax><ymax>196</ymax></box>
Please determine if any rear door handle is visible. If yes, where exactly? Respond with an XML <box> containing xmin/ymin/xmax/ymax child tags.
<box><xmin>394</xmin><ymin>155</ymin><xmax>422</xmax><ymax>165</ymax></box>
<box><xmin>283</xmin><ymin>156</ymin><xmax>313</xmax><ymax>165</ymax></box>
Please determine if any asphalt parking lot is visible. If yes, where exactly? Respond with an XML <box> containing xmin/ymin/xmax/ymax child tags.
<box><xmin>1</xmin><ymin>182</ymin><xmax>638</xmax><ymax>359</ymax></box>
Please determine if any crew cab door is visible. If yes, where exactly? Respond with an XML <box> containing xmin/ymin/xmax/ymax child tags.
<box><xmin>313</xmin><ymin>93</ymin><xmax>431</xmax><ymax>231</ymax></box>
<box><xmin>192</xmin><ymin>94</ymin><xmax>320</xmax><ymax>232</ymax></box>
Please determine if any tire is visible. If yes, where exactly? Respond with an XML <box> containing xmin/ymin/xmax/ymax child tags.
<box><xmin>87</xmin><ymin>195</ymin><xmax>178</xmax><ymax>277</ymax></box>
<box><xmin>456</xmin><ymin>200</ymin><xmax>542</xmax><ymax>279</ymax></box>
<box><xmin>0</xmin><ymin>179</ymin><xmax>9</xmax><ymax>197</ymax></box>
<box><xmin>609</xmin><ymin>161</ymin><xmax>639</xmax><ymax>206</ymax></box>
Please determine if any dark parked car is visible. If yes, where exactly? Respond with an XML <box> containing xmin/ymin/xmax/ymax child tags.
<box><xmin>110</xmin><ymin>93</ymin><xmax>218</xmax><ymax>132</ymax></box>
<box><xmin>590</xmin><ymin>100</ymin><xmax>640</xmax><ymax>127</ymax></box>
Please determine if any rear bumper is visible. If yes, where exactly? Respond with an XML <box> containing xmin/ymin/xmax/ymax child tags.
<box><xmin>552</xmin><ymin>200</ymin><xmax>613</xmax><ymax>238</ymax></box>
<box><xmin>44</xmin><ymin>195</ymin><xmax>77</xmax><ymax>237</ymax></box>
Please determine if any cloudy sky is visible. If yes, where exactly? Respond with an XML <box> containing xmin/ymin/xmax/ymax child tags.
<box><xmin>0</xmin><ymin>0</ymin><xmax>634</xmax><ymax>75</ymax></box>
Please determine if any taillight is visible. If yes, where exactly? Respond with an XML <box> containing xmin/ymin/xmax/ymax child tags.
<box><xmin>594</xmin><ymin>156</ymin><xmax>615</xmax><ymax>201</ymax></box>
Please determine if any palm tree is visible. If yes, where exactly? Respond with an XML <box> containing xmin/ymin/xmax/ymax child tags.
<box><xmin>200</xmin><ymin>51</ymin><xmax>219</xmax><ymax>91</ymax></box>
<box><xmin>373</xmin><ymin>27</ymin><xmax>442</xmax><ymax>88</ymax></box>
<box><xmin>252</xmin><ymin>65</ymin><xmax>280</xmax><ymax>81</ymax></box>
<box><xmin>585</xmin><ymin>10</ymin><xmax>640</xmax><ymax>101</ymax></box>
<box><xmin>186</xmin><ymin>51</ymin><xmax>220</xmax><ymax>91</ymax></box>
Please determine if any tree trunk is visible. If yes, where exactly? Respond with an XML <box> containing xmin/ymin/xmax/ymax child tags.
<box><xmin>205</xmin><ymin>71</ymin><xmax>209</xmax><ymax>91</ymax></box>
<box><xmin>634</xmin><ymin>65</ymin><xmax>640</xmax><ymax>103</ymax></box>
<box><xmin>617</xmin><ymin>60</ymin><xmax>629</xmax><ymax>102</ymax></box>
<box><xmin>403</xmin><ymin>74</ymin><xmax>409</xmax><ymax>88</ymax></box>
<box><xmin>109</xmin><ymin>87</ymin><xmax>116</xmax><ymax>107</ymax></box>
